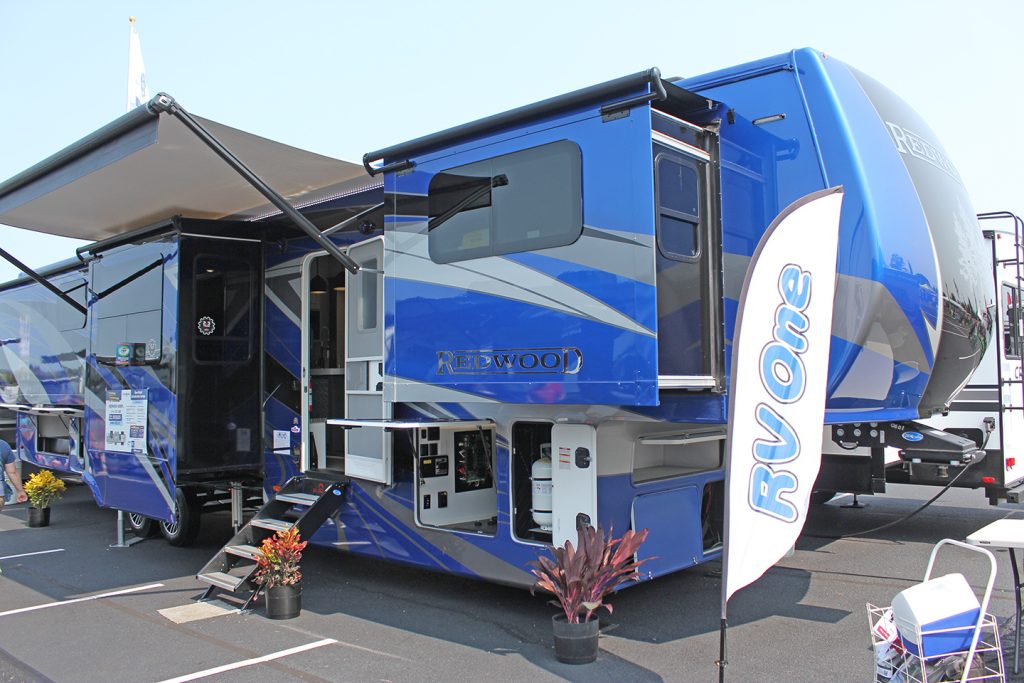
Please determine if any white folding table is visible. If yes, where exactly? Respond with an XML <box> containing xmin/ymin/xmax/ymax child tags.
<box><xmin>967</xmin><ymin>518</ymin><xmax>1024</xmax><ymax>674</ymax></box>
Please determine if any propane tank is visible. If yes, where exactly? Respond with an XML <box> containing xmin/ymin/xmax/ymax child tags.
<box><xmin>531</xmin><ymin>443</ymin><xmax>553</xmax><ymax>530</ymax></box>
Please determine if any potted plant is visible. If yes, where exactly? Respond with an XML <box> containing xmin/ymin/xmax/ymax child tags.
<box><xmin>530</xmin><ymin>523</ymin><xmax>650</xmax><ymax>664</ymax></box>
<box><xmin>23</xmin><ymin>469</ymin><xmax>66</xmax><ymax>527</ymax></box>
<box><xmin>254</xmin><ymin>527</ymin><xmax>307</xmax><ymax>619</ymax></box>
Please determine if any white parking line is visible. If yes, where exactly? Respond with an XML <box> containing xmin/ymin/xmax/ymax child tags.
<box><xmin>157</xmin><ymin>638</ymin><xmax>337</xmax><ymax>683</ymax></box>
<box><xmin>0</xmin><ymin>582</ymin><xmax>164</xmax><ymax>617</ymax></box>
<box><xmin>0</xmin><ymin>548</ymin><xmax>65</xmax><ymax>561</ymax></box>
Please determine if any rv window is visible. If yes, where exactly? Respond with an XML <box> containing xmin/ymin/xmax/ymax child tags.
<box><xmin>1003</xmin><ymin>284</ymin><xmax>1021</xmax><ymax>360</ymax></box>
<box><xmin>358</xmin><ymin>258</ymin><xmax>378</xmax><ymax>331</ymax></box>
<box><xmin>92</xmin><ymin>255</ymin><xmax>164</xmax><ymax>363</ymax></box>
<box><xmin>427</xmin><ymin>140</ymin><xmax>582</xmax><ymax>263</ymax></box>
<box><xmin>655</xmin><ymin>154</ymin><xmax>701</xmax><ymax>261</ymax></box>
<box><xmin>193</xmin><ymin>255</ymin><xmax>254</xmax><ymax>364</ymax></box>
<box><xmin>56</xmin><ymin>280</ymin><xmax>87</xmax><ymax>331</ymax></box>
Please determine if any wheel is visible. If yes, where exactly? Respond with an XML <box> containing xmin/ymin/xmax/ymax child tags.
<box><xmin>126</xmin><ymin>512</ymin><xmax>158</xmax><ymax>538</ymax></box>
<box><xmin>810</xmin><ymin>490</ymin><xmax>837</xmax><ymax>505</ymax></box>
<box><xmin>160</xmin><ymin>488</ymin><xmax>201</xmax><ymax>546</ymax></box>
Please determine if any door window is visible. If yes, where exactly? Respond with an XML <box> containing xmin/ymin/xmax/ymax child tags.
<box><xmin>1003</xmin><ymin>283</ymin><xmax>1021</xmax><ymax>359</ymax></box>
<box><xmin>193</xmin><ymin>255</ymin><xmax>254</xmax><ymax>364</ymax></box>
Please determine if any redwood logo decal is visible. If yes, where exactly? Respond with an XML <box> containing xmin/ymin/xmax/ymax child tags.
<box><xmin>436</xmin><ymin>348</ymin><xmax>583</xmax><ymax>375</ymax></box>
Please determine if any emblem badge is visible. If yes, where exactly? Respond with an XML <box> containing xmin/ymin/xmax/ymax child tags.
<box><xmin>197</xmin><ymin>316</ymin><xmax>216</xmax><ymax>336</ymax></box>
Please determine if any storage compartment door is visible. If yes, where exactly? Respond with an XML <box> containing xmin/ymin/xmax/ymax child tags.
<box><xmin>343</xmin><ymin>238</ymin><xmax>391</xmax><ymax>484</ymax></box>
<box><xmin>550</xmin><ymin>423</ymin><xmax>597</xmax><ymax>546</ymax></box>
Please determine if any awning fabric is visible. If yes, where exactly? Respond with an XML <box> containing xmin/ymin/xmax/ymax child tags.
<box><xmin>0</xmin><ymin>104</ymin><xmax>369</xmax><ymax>242</ymax></box>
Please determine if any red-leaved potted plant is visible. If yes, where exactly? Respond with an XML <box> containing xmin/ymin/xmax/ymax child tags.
<box><xmin>530</xmin><ymin>524</ymin><xmax>649</xmax><ymax>664</ymax></box>
<box><xmin>254</xmin><ymin>527</ymin><xmax>307</xmax><ymax>619</ymax></box>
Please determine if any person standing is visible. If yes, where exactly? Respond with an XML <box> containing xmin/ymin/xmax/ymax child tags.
<box><xmin>0</xmin><ymin>439</ymin><xmax>26</xmax><ymax>510</ymax></box>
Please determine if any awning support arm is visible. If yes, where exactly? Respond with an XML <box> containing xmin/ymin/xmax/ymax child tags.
<box><xmin>147</xmin><ymin>93</ymin><xmax>361</xmax><ymax>274</ymax></box>
<box><xmin>0</xmin><ymin>245</ymin><xmax>87</xmax><ymax>316</ymax></box>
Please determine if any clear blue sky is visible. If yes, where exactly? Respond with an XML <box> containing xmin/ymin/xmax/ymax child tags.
<box><xmin>1</xmin><ymin>1</ymin><xmax>1021</xmax><ymax>282</ymax></box>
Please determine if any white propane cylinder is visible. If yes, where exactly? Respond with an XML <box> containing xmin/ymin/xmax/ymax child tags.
<box><xmin>531</xmin><ymin>443</ymin><xmax>553</xmax><ymax>530</ymax></box>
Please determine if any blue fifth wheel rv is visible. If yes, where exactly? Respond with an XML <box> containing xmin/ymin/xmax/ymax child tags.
<box><xmin>0</xmin><ymin>48</ymin><xmax>1011</xmax><ymax>594</ymax></box>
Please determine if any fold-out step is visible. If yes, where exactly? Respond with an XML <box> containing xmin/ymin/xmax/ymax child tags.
<box><xmin>199</xmin><ymin>571</ymin><xmax>247</xmax><ymax>591</ymax></box>
<box><xmin>276</xmin><ymin>492</ymin><xmax>319</xmax><ymax>506</ymax></box>
<box><xmin>251</xmin><ymin>518</ymin><xmax>293</xmax><ymax>532</ymax></box>
<box><xmin>225</xmin><ymin>544</ymin><xmax>261</xmax><ymax>559</ymax></box>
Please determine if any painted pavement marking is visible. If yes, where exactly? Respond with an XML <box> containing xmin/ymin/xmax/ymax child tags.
<box><xmin>0</xmin><ymin>548</ymin><xmax>65</xmax><ymax>561</ymax></box>
<box><xmin>0</xmin><ymin>582</ymin><xmax>164</xmax><ymax>617</ymax></box>
<box><xmin>157</xmin><ymin>638</ymin><xmax>338</xmax><ymax>683</ymax></box>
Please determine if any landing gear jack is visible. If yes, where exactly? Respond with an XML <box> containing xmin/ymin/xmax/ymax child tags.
<box><xmin>841</xmin><ymin>494</ymin><xmax>867</xmax><ymax>509</ymax></box>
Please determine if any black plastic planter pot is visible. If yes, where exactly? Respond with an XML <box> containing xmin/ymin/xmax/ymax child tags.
<box><xmin>27</xmin><ymin>507</ymin><xmax>50</xmax><ymax>528</ymax></box>
<box><xmin>265</xmin><ymin>583</ymin><xmax>301</xmax><ymax>620</ymax></box>
<box><xmin>552</xmin><ymin>614</ymin><xmax>599</xmax><ymax>664</ymax></box>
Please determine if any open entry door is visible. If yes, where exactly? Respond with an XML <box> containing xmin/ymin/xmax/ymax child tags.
<box><xmin>550</xmin><ymin>423</ymin><xmax>597</xmax><ymax>546</ymax></box>
<box><xmin>343</xmin><ymin>238</ymin><xmax>391</xmax><ymax>483</ymax></box>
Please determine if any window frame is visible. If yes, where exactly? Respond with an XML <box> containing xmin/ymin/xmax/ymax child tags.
<box><xmin>191</xmin><ymin>253</ymin><xmax>255</xmax><ymax>366</ymax></box>
<box><xmin>654</xmin><ymin>151</ymin><xmax>704</xmax><ymax>264</ymax></box>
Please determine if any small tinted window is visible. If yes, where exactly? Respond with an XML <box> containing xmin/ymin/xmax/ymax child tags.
<box><xmin>1004</xmin><ymin>284</ymin><xmax>1021</xmax><ymax>360</ymax></box>
<box><xmin>427</xmin><ymin>140</ymin><xmax>582</xmax><ymax>263</ymax></box>
<box><xmin>358</xmin><ymin>258</ymin><xmax>378</xmax><ymax>331</ymax></box>
<box><xmin>193</xmin><ymin>255</ymin><xmax>253</xmax><ymax>364</ymax></box>
<box><xmin>56</xmin><ymin>279</ymin><xmax>87</xmax><ymax>332</ymax></box>
<box><xmin>656</xmin><ymin>154</ymin><xmax>702</xmax><ymax>260</ymax></box>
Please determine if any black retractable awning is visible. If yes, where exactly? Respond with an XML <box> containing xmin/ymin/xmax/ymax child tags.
<box><xmin>0</xmin><ymin>97</ymin><xmax>370</xmax><ymax>243</ymax></box>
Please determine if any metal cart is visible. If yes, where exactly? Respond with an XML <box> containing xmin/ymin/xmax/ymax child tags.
<box><xmin>868</xmin><ymin>539</ymin><xmax>1005</xmax><ymax>683</ymax></box>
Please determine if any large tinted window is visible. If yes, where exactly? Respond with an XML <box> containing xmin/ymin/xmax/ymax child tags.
<box><xmin>92</xmin><ymin>254</ymin><xmax>164</xmax><ymax>363</ymax></box>
<box><xmin>427</xmin><ymin>140</ymin><xmax>582</xmax><ymax>263</ymax></box>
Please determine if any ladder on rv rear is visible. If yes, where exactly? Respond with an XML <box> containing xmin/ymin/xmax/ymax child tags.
<box><xmin>982</xmin><ymin>212</ymin><xmax>1024</xmax><ymax>411</ymax></box>
<box><xmin>981</xmin><ymin>212</ymin><xmax>1024</xmax><ymax>502</ymax></box>
<box><xmin>196</xmin><ymin>473</ymin><xmax>348</xmax><ymax>610</ymax></box>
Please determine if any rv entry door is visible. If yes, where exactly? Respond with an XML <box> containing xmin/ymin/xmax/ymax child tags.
<box><xmin>550</xmin><ymin>423</ymin><xmax>597</xmax><ymax>546</ymax></box>
<box><xmin>343</xmin><ymin>238</ymin><xmax>391</xmax><ymax>483</ymax></box>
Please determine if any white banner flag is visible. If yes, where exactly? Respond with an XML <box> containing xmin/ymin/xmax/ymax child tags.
<box><xmin>127</xmin><ymin>17</ymin><xmax>149</xmax><ymax>111</ymax></box>
<box><xmin>722</xmin><ymin>186</ymin><xmax>844</xmax><ymax>605</ymax></box>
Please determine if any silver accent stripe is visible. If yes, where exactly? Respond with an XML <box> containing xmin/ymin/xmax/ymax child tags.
<box><xmin>388</xmin><ymin>231</ymin><xmax>654</xmax><ymax>337</ymax></box>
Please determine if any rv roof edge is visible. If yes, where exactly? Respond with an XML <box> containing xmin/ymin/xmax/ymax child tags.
<box><xmin>362</xmin><ymin>67</ymin><xmax>707</xmax><ymax>174</ymax></box>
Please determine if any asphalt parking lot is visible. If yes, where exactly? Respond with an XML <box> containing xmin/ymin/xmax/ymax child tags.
<box><xmin>2</xmin><ymin>481</ymin><xmax>1024</xmax><ymax>683</ymax></box>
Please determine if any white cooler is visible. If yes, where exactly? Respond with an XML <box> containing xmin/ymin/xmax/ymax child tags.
<box><xmin>891</xmin><ymin>572</ymin><xmax>981</xmax><ymax>658</ymax></box>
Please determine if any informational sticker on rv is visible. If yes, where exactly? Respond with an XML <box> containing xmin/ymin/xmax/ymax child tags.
<box><xmin>273</xmin><ymin>430</ymin><xmax>290</xmax><ymax>450</ymax></box>
<box><xmin>115</xmin><ymin>343</ymin><xmax>131</xmax><ymax>366</ymax></box>
<box><xmin>105</xmin><ymin>389</ymin><xmax>148</xmax><ymax>454</ymax></box>
<box><xmin>558</xmin><ymin>447</ymin><xmax>572</xmax><ymax>469</ymax></box>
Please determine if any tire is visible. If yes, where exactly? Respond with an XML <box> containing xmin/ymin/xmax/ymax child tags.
<box><xmin>126</xmin><ymin>512</ymin><xmax>158</xmax><ymax>538</ymax></box>
<box><xmin>160</xmin><ymin>488</ymin><xmax>201</xmax><ymax>546</ymax></box>
<box><xmin>810</xmin><ymin>490</ymin><xmax>837</xmax><ymax>505</ymax></box>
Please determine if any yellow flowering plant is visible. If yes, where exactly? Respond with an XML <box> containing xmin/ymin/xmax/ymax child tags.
<box><xmin>23</xmin><ymin>469</ymin><xmax>66</xmax><ymax>509</ymax></box>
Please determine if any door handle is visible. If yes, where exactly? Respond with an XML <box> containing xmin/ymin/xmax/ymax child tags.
<box><xmin>575</xmin><ymin>447</ymin><xmax>591</xmax><ymax>468</ymax></box>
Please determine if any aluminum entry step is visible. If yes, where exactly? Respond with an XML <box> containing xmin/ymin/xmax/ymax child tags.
<box><xmin>276</xmin><ymin>492</ymin><xmax>319</xmax><ymax>506</ymax></box>
<box><xmin>251</xmin><ymin>518</ymin><xmax>293</xmax><ymax>532</ymax></box>
<box><xmin>197</xmin><ymin>571</ymin><xmax>247</xmax><ymax>591</ymax></box>
<box><xmin>225</xmin><ymin>544</ymin><xmax>261</xmax><ymax>559</ymax></box>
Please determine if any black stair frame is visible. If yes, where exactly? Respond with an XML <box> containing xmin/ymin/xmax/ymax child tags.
<box><xmin>196</xmin><ymin>474</ymin><xmax>348</xmax><ymax>610</ymax></box>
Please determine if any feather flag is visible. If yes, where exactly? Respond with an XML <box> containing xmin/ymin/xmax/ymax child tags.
<box><xmin>127</xmin><ymin>17</ymin><xmax>149</xmax><ymax>111</ymax></box>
